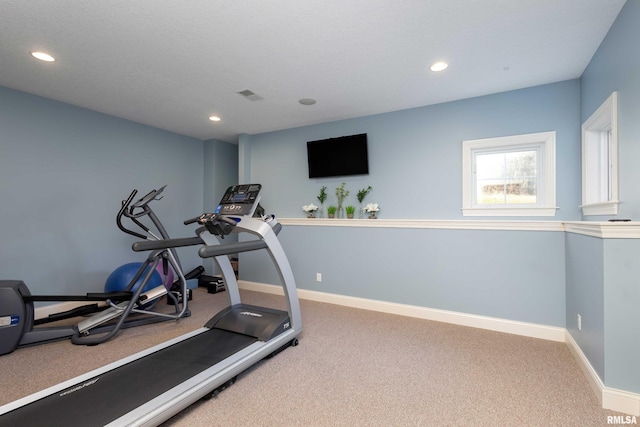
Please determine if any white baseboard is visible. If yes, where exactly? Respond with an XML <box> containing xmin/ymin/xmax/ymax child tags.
<box><xmin>238</xmin><ymin>280</ymin><xmax>565</xmax><ymax>342</ymax></box>
<box><xmin>565</xmin><ymin>332</ymin><xmax>640</xmax><ymax>416</ymax></box>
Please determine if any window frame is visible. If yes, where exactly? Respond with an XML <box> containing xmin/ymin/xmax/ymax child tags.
<box><xmin>462</xmin><ymin>131</ymin><xmax>557</xmax><ymax>217</ymax></box>
<box><xmin>581</xmin><ymin>92</ymin><xmax>619</xmax><ymax>216</ymax></box>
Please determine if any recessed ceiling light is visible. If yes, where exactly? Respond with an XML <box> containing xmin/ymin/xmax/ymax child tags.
<box><xmin>209</xmin><ymin>116</ymin><xmax>221</xmax><ymax>122</ymax></box>
<box><xmin>299</xmin><ymin>98</ymin><xmax>317</xmax><ymax>106</ymax></box>
<box><xmin>30</xmin><ymin>51</ymin><xmax>55</xmax><ymax>62</ymax></box>
<box><xmin>430</xmin><ymin>61</ymin><xmax>448</xmax><ymax>72</ymax></box>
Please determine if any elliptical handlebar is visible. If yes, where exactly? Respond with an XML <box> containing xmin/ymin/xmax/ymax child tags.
<box><xmin>116</xmin><ymin>185</ymin><xmax>168</xmax><ymax>240</ymax></box>
<box><xmin>116</xmin><ymin>189</ymin><xmax>147</xmax><ymax>239</ymax></box>
<box><xmin>132</xmin><ymin>185</ymin><xmax>166</xmax><ymax>209</ymax></box>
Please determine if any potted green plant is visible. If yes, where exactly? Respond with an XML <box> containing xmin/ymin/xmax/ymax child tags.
<box><xmin>316</xmin><ymin>186</ymin><xmax>328</xmax><ymax>217</ymax></box>
<box><xmin>335</xmin><ymin>182</ymin><xmax>349</xmax><ymax>218</ymax></box>
<box><xmin>327</xmin><ymin>205</ymin><xmax>337</xmax><ymax>218</ymax></box>
<box><xmin>356</xmin><ymin>186</ymin><xmax>372</xmax><ymax>218</ymax></box>
<box><xmin>345</xmin><ymin>205</ymin><xmax>356</xmax><ymax>219</ymax></box>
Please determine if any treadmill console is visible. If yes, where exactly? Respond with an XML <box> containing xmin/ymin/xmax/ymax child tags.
<box><xmin>215</xmin><ymin>184</ymin><xmax>262</xmax><ymax>217</ymax></box>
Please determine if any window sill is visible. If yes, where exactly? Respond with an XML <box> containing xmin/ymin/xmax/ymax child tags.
<box><xmin>461</xmin><ymin>207</ymin><xmax>558</xmax><ymax>217</ymax></box>
<box><xmin>581</xmin><ymin>201</ymin><xmax>620</xmax><ymax>216</ymax></box>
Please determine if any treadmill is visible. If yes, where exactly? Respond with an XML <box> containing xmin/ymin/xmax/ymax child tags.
<box><xmin>0</xmin><ymin>184</ymin><xmax>302</xmax><ymax>426</ymax></box>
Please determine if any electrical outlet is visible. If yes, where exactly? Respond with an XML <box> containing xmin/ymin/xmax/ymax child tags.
<box><xmin>577</xmin><ymin>314</ymin><xmax>582</xmax><ymax>331</ymax></box>
<box><xmin>316</xmin><ymin>273</ymin><xmax>322</xmax><ymax>282</ymax></box>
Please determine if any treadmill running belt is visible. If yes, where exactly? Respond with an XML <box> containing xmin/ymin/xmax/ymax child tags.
<box><xmin>1</xmin><ymin>329</ymin><xmax>257</xmax><ymax>427</ymax></box>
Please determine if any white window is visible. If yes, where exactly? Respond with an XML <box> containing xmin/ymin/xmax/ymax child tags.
<box><xmin>462</xmin><ymin>131</ymin><xmax>557</xmax><ymax>217</ymax></box>
<box><xmin>581</xmin><ymin>92</ymin><xmax>618</xmax><ymax>216</ymax></box>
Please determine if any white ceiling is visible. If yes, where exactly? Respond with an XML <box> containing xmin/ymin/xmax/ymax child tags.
<box><xmin>0</xmin><ymin>0</ymin><xmax>627</xmax><ymax>143</ymax></box>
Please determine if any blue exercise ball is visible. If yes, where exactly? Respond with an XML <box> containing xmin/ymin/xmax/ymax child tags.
<box><xmin>105</xmin><ymin>262</ymin><xmax>162</xmax><ymax>294</ymax></box>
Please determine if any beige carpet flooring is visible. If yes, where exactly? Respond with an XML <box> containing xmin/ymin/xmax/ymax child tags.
<box><xmin>0</xmin><ymin>287</ymin><xmax>625</xmax><ymax>426</ymax></box>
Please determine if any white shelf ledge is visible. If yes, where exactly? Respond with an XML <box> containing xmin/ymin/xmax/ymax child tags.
<box><xmin>280</xmin><ymin>218</ymin><xmax>640</xmax><ymax>238</ymax></box>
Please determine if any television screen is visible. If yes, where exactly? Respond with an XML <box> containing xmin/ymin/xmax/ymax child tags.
<box><xmin>307</xmin><ymin>133</ymin><xmax>369</xmax><ymax>178</ymax></box>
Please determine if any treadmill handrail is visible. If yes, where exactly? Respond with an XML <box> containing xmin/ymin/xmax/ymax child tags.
<box><xmin>198</xmin><ymin>240</ymin><xmax>267</xmax><ymax>258</ymax></box>
<box><xmin>132</xmin><ymin>236</ymin><xmax>204</xmax><ymax>252</ymax></box>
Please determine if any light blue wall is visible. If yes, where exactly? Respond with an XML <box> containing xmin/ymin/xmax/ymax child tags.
<box><xmin>581</xmin><ymin>0</ymin><xmax>640</xmax><ymax>220</ymax></box>
<box><xmin>0</xmin><ymin>86</ymin><xmax>207</xmax><ymax>297</ymax></box>
<box><xmin>238</xmin><ymin>134</ymin><xmax>252</xmax><ymax>184</ymax></box>
<box><xmin>202</xmin><ymin>139</ymin><xmax>239</xmax><ymax>274</ymax></box>
<box><xmin>565</xmin><ymin>233</ymin><xmax>605</xmax><ymax>379</ymax></box>
<box><xmin>203</xmin><ymin>139</ymin><xmax>239</xmax><ymax>215</ymax></box>
<box><xmin>239</xmin><ymin>80</ymin><xmax>579</xmax><ymax>327</ymax></box>
<box><xmin>603</xmin><ymin>239</ymin><xmax>640</xmax><ymax>392</ymax></box>
<box><xmin>247</xmin><ymin>79</ymin><xmax>581</xmax><ymax>220</ymax></box>
<box><xmin>564</xmin><ymin>232</ymin><xmax>640</xmax><ymax>394</ymax></box>
<box><xmin>567</xmin><ymin>0</ymin><xmax>640</xmax><ymax>393</ymax></box>
<box><xmin>284</xmin><ymin>226</ymin><xmax>565</xmax><ymax>325</ymax></box>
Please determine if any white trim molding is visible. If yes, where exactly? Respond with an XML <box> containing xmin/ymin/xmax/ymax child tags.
<box><xmin>581</xmin><ymin>201</ymin><xmax>620</xmax><ymax>216</ymax></box>
<box><xmin>282</xmin><ymin>218</ymin><xmax>640</xmax><ymax>239</ymax></box>
<box><xmin>564</xmin><ymin>221</ymin><xmax>640</xmax><ymax>239</ymax></box>
<box><xmin>239</xmin><ymin>280</ymin><xmax>565</xmax><ymax>342</ymax></box>
<box><xmin>461</xmin><ymin>207</ymin><xmax>558</xmax><ymax>217</ymax></box>
<box><xmin>565</xmin><ymin>332</ymin><xmax>640</xmax><ymax>416</ymax></box>
<box><xmin>581</xmin><ymin>92</ymin><xmax>619</xmax><ymax>216</ymax></box>
<box><xmin>281</xmin><ymin>218</ymin><xmax>564</xmax><ymax>232</ymax></box>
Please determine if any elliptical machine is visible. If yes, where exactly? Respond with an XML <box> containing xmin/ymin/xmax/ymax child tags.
<box><xmin>0</xmin><ymin>186</ymin><xmax>198</xmax><ymax>355</ymax></box>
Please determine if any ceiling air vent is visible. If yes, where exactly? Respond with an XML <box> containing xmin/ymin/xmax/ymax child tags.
<box><xmin>237</xmin><ymin>89</ymin><xmax>264</xmax><ymax>101</ymax></box>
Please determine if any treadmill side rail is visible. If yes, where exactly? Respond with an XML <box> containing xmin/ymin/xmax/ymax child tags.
<box><xmin>107</xmin><ymin>329</ymin><xmax>299</xmax><ymax>427</ymax></box>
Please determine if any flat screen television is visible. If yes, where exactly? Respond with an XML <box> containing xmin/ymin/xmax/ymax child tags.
<box><xmin>307</xmin><ymin>133</ymin><xmax>369</xmax><ymax>178</ymax></box>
